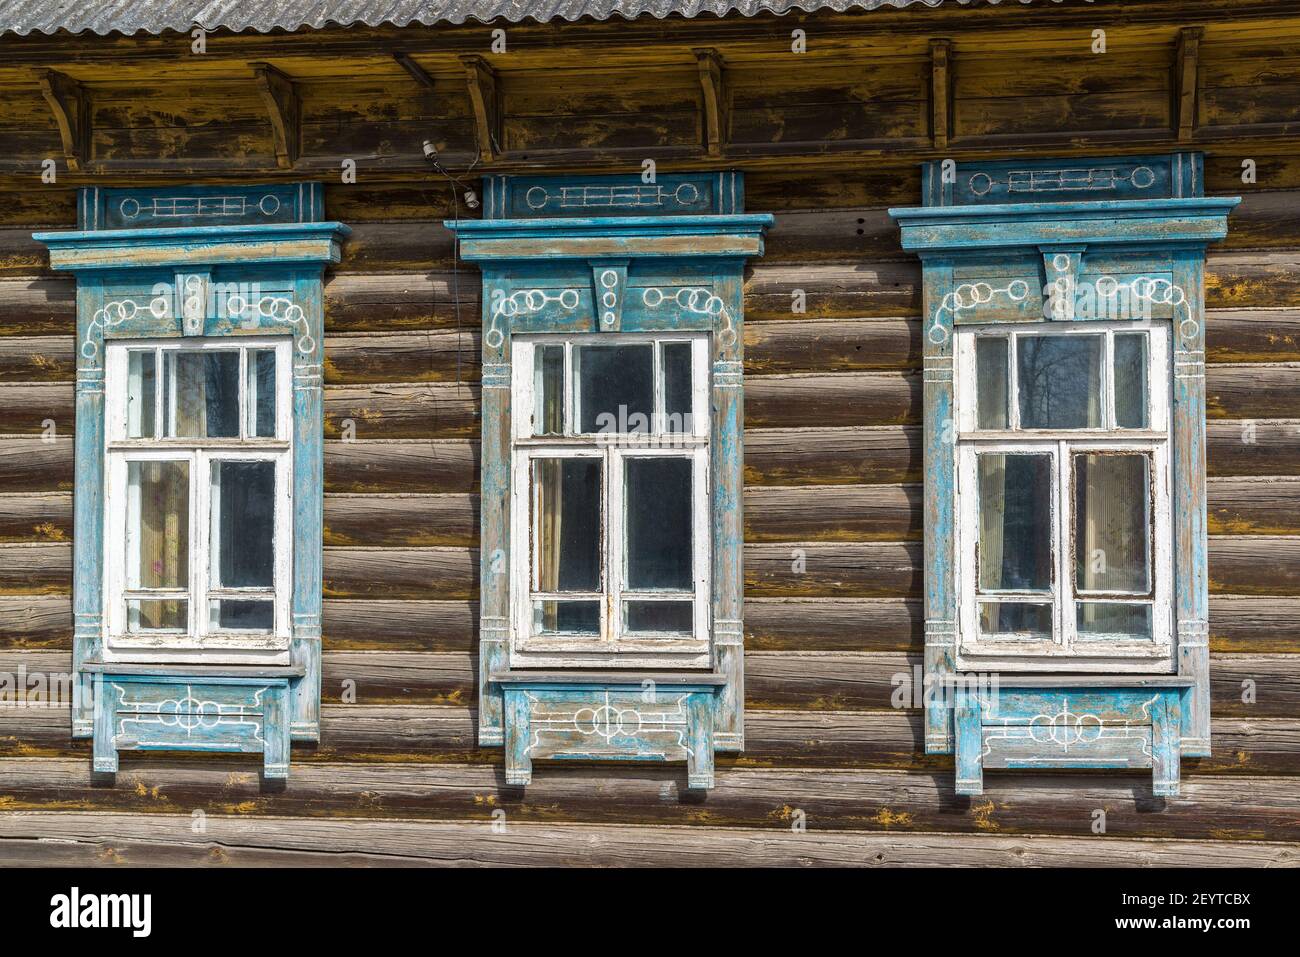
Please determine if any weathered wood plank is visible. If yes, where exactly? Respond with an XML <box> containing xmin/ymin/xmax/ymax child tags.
<box><xmin>0</xmin><ymin>491</ymin><xmax>70</xmax><ymax>542</ymax></box>
<box><xmin>0</xmin><ymin>594</ymin><xmax>69</xmax><ymax>648</ymax></box>
<box><xmin>5</xmin><ymin>648</ymin><xmax>1297</xmax><ymax>715</ymax></box>
<box><xmin>3</xmin><ymin>811</ymin><xmax>1293</xmax><ymax>867</ymax></box>
<box><xmin>0</xmin><ymin>543</ymin><xmax>69</xmax><ymax>594</ymax></box>
<box><xmin>4</xmin><ymin>593</ymin><xmax>1298</xmax><ymax>654</ymax></box>
<box><xmin>2</xmin><ymin>696</ymin><xmax>1298</xmax><ymax>775</ymax></box>
<box><xmin>321</xmin><ymin>429</ymin><xmax>920</xmax><ymax>493</ymax></box>
<box><xmin>29</xmin><ymin>366</ymin><xmax>1220</xmax><ymax>442</ymax></box>
<box><xmin>324</xmin><ymin>438</ymin><xmax>479</xmax><ymax>493</ymax></box>
<box><xmin>14</xmin><ymin>309</ymin><xmax>1294</xmax><ymax>384</ymax></box>
<box><xmin>11</xmin><ymin>537</ymin><xmax>1300</xmax><ymax>598</ymax></box>
<box><xmin>3</xmin><ymin>758</ymin><xmax>1300</xmax><ymax>845</ymax></box>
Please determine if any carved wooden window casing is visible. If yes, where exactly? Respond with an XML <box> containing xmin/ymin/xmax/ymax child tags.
<box><xmin>449</xmin><ymin>172</ymin><xmax>771</xmax><ymax>789</ymax></box>
<box><xmin>890</xmin><ymin>153</ymin><xmax>1238</xmax><ymax>796</ymax></box>
<box><xmin>35</xmin><ymin>183</ymin><xmax>349</xmax><ymax>779</ymax></box>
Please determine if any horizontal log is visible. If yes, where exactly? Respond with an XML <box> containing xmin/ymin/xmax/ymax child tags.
<box><xmin>319</xmin><ymin>486</ymin><xmax>921</xmax><ymax>547</ymax></box>
<box><xmin>3</xmin><ymin>811</ymin><xmax>1291</xmax><ymax>867</ymax></box>
<box><xmin>4</xmin><ymin>593</ymin><xmax>1298</xmax><ymax>654</ymax></box>
<box><xmin>2</xmin><ymin>691</ymin><xmax>1297</xmax><ymax>776</ymax></box>
<box><xmin>5</xmin><ymin>361</ymin><xmax>1297</xmax><ymax>439</ymax></box>
<box><xmin>1</xmin><ymin>756</ymin><xmax>1300</xmax><ymax>846</ymax></box>
<box><xmin>321</xmin><ymin>421</ymin><xmax>1300</xmax><ymax>496</ymax></box>
<box><xmin>4</xmin><ymin>648</ymin><xmax>1297</xmax><ymax>716</ymax></box>
<box><xmin>0</xmin><ymin>334</ymin><xmax>75</xmax><ymax>381</ymax></box>
<box><xmin>0</xmin><ymin>543</ymin><xmax>70</xmax><ymax>594</ymax></box>
<box><xmin>322</xmin><ymin>546</ymin><xmax>477</xmax><ymax>600</ymax></box>
<box><xmin>10</xmin><ymin>536</ymin><xmax>1300</xmax><ymax>598</ymax></box>
<box><xmin>323</xmin><ymin>493</ymin><xmax>476</xmax><ymax>547</ymax></box>
<box><xmin>0</xmin><ymin>278</ymin><xmax>72</xmax><ymax>338</ymax></box>
<box><xmin>1208</xmin><ymin>535</ymin><xmax>1300</xmax><ymax>595</ymax></box>
<box><xmin>0</xmin><ymin>437</ymin><xmax>72</xmax><ymax>492</ymax></box>
<box><xmin>324</xmin><ymin>438</ymin><xmax>479</xmax><ymax>493</ymax></box>
<box><xmin>12</xmin><ymin>188</ymin><xmax>1300</xmax><ymax>280</ymax></box>
<box><xmin>324</xmin><ymin>271</ymin><xmax>480</xmax><ymax>333</ymax></box>
<box><xmin>322</xmin><ymin>429</ymin><xmax>922</xmax><ymax>494</ymax></box>
<box><xmin>13</xmin><ymin>308</ymin><xmax>1298</xmax><ymax>385</ymax></box>
<box><xmin>0</xmin><ymin>491</ymin><xmax>70</xmax><ymax>542</ymax></box>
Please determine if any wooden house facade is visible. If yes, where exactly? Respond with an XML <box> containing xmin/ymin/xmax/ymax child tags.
<box><xmin>1</xmin><ymin>0</ymin><xmax>1299</xmax><ymax>865</ymax></box>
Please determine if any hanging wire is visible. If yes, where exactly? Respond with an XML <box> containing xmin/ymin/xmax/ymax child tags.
<box><xmin>423</xmin><ymin>142</ymin><xmax>481</xmax><ymax>390</ymax></box>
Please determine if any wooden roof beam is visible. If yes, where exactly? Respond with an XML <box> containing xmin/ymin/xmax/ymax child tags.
<box><xmin>251</xmin><ymin>61</ymin><xmax>301</xmax><ymax>169</ymax></box>
<box><xmin>393</xmin><ymin>52</ymin><xmax>436</xmax><ymax>89</ymax></box>
<box><xmin>35</xmin><ymin>68</ymin><xmax>90</xmax><ymax>171</ymax></box>
<box><xmin>460</xmin><ymin>54</ymin><xmax>500</xmax><ymax>163</ymax></box>
<box><xmin>693</xmin><ymin>48</ymin><xmax>728</xmax><ymax>159</ymax></box>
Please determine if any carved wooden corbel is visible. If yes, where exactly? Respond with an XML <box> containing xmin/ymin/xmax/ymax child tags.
<box><xmin>930</xmin><ymin>39</ymin><xmax>953</xmax><ymax>150</ymax></box>
<box><xmin>1176</xmin><ymin>27</ymin><xmax>1204</xmax><ymax>142</ymax></box>
<box><xmin>460</xmin><ymin>55</ymin><xmax>501</xmax><ymax>163</ymax></box>
<box><xmin>35</xmin><ymin>69</ymin><xmax>90</xmax><ymax>171</ymax></box>
<box><xmin>251</xmin><ymin>62</ymin><xmax>301</xmax><ymax>169</ymax></box>
<box><xmin>693</xmin><ymin>49</ymin><xmax>728</xmax><ymax>158</ymax></box>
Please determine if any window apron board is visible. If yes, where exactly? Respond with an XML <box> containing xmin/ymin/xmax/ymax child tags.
<box><xmin>33</xmin><ymin>182</ymin><xmax>348</xmax><ymax>778</ymax></box>
<box><xmin>890</xmin><ymin>152</ymin><xmax>1238</xmax><ymax>796</ymax></box>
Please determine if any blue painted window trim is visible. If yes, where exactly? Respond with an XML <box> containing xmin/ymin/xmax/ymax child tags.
<box><xmin>890</xmin><ymin>153</ymin><xmax>1239</xmax><ymax>797</ymax></box>
<box><xmin>448</xmin><ymin>172</ymin><xmax>771</xmax><ymax>790</ymax></box>
<box><xmin>34</xmin><ymin>182</ymin><xmax>349</xmax><ymax>778</ymax></box>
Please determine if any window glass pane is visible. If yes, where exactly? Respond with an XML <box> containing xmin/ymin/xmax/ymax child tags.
<box><xmin>977</xmin><ymin>453</ymin><xmax>1052</xmax><ymax>592</ymax></box>
<box><xmin>1017</xmin><ymin>334</ymin><xmax>1102</xmax><ymax>428</ymax></box>
<box><xmin>1074</xmin><ymin>453</ymin><xmax>1150</xmax><ymax>594</ymax></box>
<box><xmin>577</xmin><ymin>344</ymin><xmax>653</xmax><ymax>433</ymax></box>
<box><xmin>974</xmin><ymin>337</ymin><xmax>1008</xmax><ymax>429</ymax></box>
<box><xmin>127</xmin><ymin>461</ymin><xmax>189</xmax><ymax>589</ymax></box>
<box><xmin>1113</xmin><ymin>333</ymin><xmax>1149</xmax><ymax>429</ymax></box>
<box><xmin>979</xmin><ymin>602</ymin><xmax>1052</xmax><ymax>639</ymax></box>
<box><xmin>625</xmin><ymin>457</ymin><xmax>693</xmax><ymax>591</ymax></box>
<box><xmin>212</xmin><ymin>461</ymin><xmax>276</xmax><ymax>589</ymax></box>
<box><xmin>127</xmin><ymin>598</ymin><xmax>187</xmax><ymax>631</ymax></box>
<box><xmin>1076</xmin><ymin>602</ymin><xmax>1153</xmax><ymax>639</ymax></box>
<box><xmin>166</xmin><ymin>351</ymin><xmax>240</xmax><ymax>438</ymax></box>
<box><xmin>625</xmin><ymin>600</ymin><xmax>693</xmax><ymax>634</ymax></box>
<box><xmin>248</xmin><ymin>349</ymin><xmax>277</xmax><ymax>438</ymax></box>
<box><xmin>662</xmin><ymin>342</ymin><xmax>694</xmax><ymax>434</ymax></box>
<box><xmin>533</xmin><ymin>344</ymin><xmax>565</xmax><ymax>435</ymax></box>
<box><xmin>209</xmin><ymin>599</ymin><xmax>274</xmax><ymax>631</ymax></box>
<box><xmin>532</xmin><ymin>600</ymin><xmax>600</xmax><ymax>635</ymax></box>
<box><xmin>533</xmin><ymin>458</ymin><xmax>602</xmax><ymax>592</ymax></box>
<box><xmin>127</xmin><ymin>350</ymin><xmax>156</xmax><ymax>439</ymax></box>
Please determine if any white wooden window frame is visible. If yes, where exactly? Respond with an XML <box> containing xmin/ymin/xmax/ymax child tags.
<box><xmin>953</xmin><ymin>320</ymin><xmax>1174</xmax><ymax>672</ymax></box>
<box><xmin>102</xmin><ymin>336</ymin><xmax>293</xmax><ymax>665</ymax></box>
<box><xmin>509</xmin><ymin>332</ymin><xmax>712</xmax><ymax>669</ymax></box>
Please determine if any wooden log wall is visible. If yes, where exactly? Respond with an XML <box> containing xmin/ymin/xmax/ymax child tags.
<box><xmin>1</xmin><ymin>2</ymin><xmax>1300</xmax><ymax>865</ymax></box>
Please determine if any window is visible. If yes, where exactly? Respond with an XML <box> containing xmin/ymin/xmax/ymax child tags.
<box><xmin>36</xmin><ymin>181</ymin><xmax>347</xmax><ymax>777</ymax></box>
<box><xmin>955</xmin><ymin>322</ymin><xmax>1172</xmax><ymax>668</ymax></box>
<box><xmin>890</xmin><ymin>152</ymin><xmax>1239</xmax><ymax>796</ymax></box>
<box><xmin>104</xmin><ymin>339</ymin><xmax>292</xmax><ymax>662</ymax></box>
<box><xmin>449</xmin><ymin>171</ymin><xmax>771</xmax><ymax>788</ymax></box>
<box><xmin>511</xmin><ymin>335</ymin><xmax>711</xmax><ymax>666</ymax></box>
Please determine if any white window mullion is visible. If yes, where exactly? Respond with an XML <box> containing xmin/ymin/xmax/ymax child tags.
<box><xmin>606</xmin><ymin>445</ymin><xmax>621</xmax><ymax>646</ymax></box>
<box><xmin>1057</xmin><ymin>439</ymin><xmax>1071</xmax><ymax>652</ymax></box>
<box><xmin>1103</xmin><ymin>329</ymin><xmax>1115</xmax><ymax>430</ymax></box>
<box><xmin>1008</xmin><ymin>331</ymin><xmax>1021</xmax><ymax>431</ymax></box>
<box><xmin>237</xmin><ymin>347</ymin><xmax>248</xmax><ymax>440</ymax></box>
<box><xmin>693</xmin><ymin>442</ymin><xmax>711</xmax><ymax>644</ymax></box>
<box><xmin>192</xmin><ymin>448</ymin><xmax>207</xmax><ymax>640</ymax></box>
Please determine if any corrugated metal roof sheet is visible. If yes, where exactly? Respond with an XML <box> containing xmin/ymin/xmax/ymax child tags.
<box><xmin>0</xmin><ymin>0</ymin><xmax>1051</xmax><ymax>37</ymax></box>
